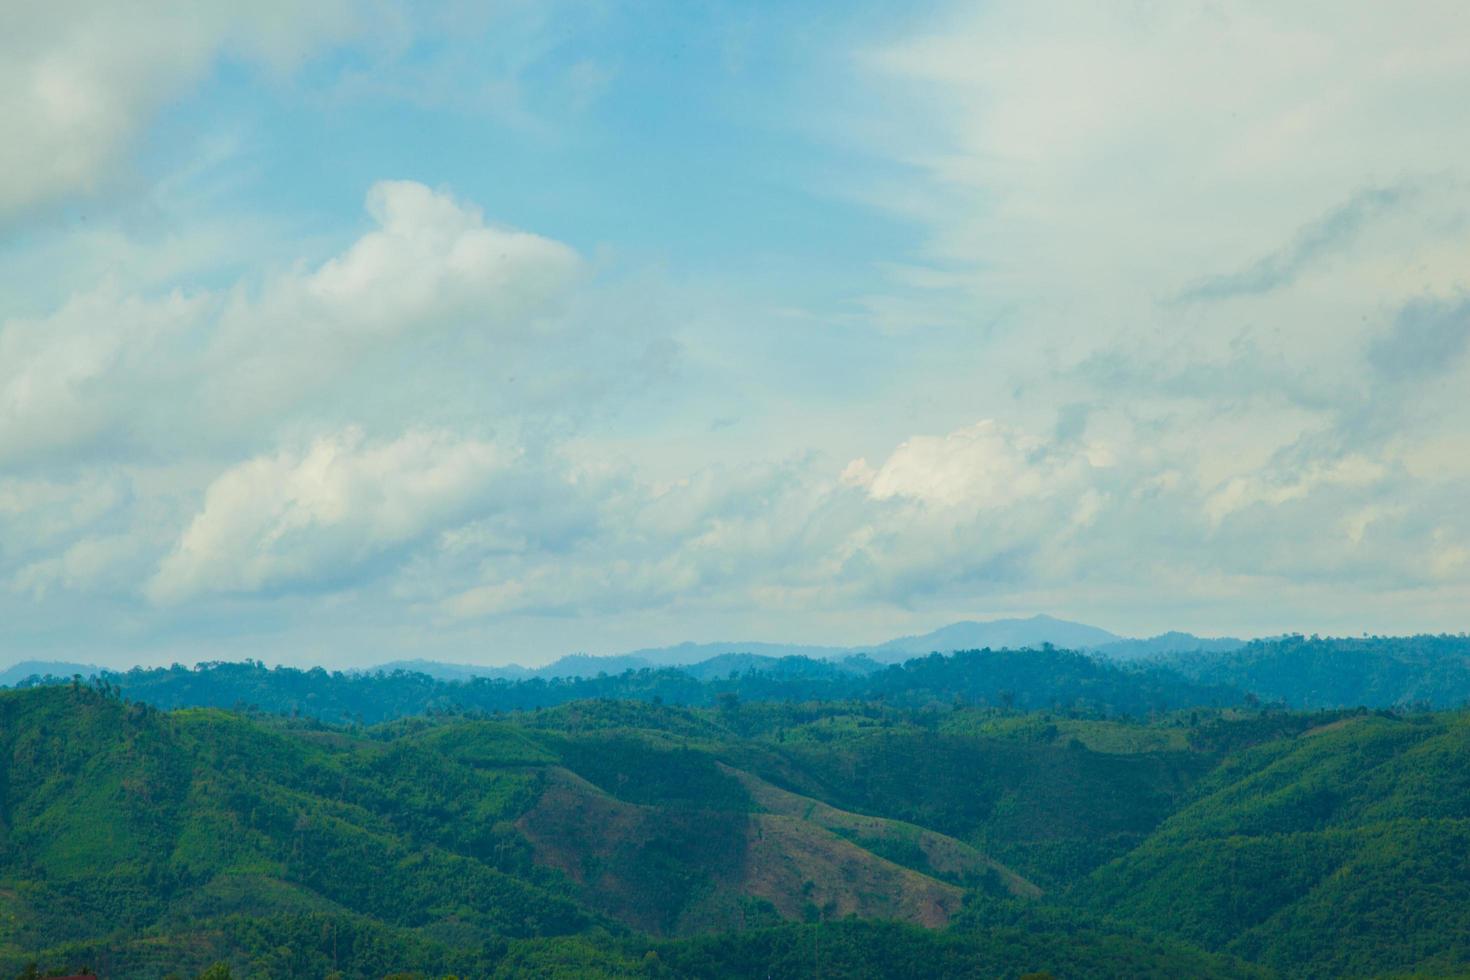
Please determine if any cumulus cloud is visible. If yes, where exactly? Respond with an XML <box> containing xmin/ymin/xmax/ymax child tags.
<box><xmin>0</xmin><ymin>466</ymin><xmax>184</xmax><ymax>602</ymax></box>
<box><xmin>147</xmin><ymin>428</ymin><xmax>513</xmax><ymax>603</ymax></box>
<box><xmin>0</xmin><ymin>286</ymin><xmax>211</xmax><ymax>463</ymax></box>
<box><xmin>421</xmin><ymin>419</ymin><xmax>1115</xmax><ymax>620</ymax></box>
<box><xmin>832</xmin><ymin>1</ymin><xmax>1470</xmax><ymax>621</ymax></box>
<box><xmin>13</xmin><ymin>533</ymin><xmax>152</xmax><ymax>600</ymax></box>
<box><xmin>0</xmin><ymin>475</ymin><xmax>127</xmax><ymax>554</ymax></box>
<box><xmin>436</xmin><ymin>456</ymin><xmax>843</xmax><ymax>618</ymax></box>
<box><xmin>6</xmin><ymin>3</ymin><xmax>1470</xmax><ymax>660</ymax></box>
<box><xmin>419</xmin><ymin>406</ymin><xmax>1470</xmax><ymax>629</ymax></box>
<box><xmin>0</xmin><ymin>1</ymin><xmax>360</xmax><ymax>221</ymax></box>
<box><xmin>202</xmin><ymin>180</ymin><xmax>582</xmax><ymax>428</ymax></box>
<box><xmin>855</xmin><ymin>420</ymin><xmax>1104</xmax><ymax>509</ymax></box>
<box><xmin>247</xmin><ymin>180</ymin><xmax>579</xmax><ymax>343</ymax></box>
<box><xmin>0</xmin><ymin>181</ymin><xmax>580</xmax><ymax>465</ymax></box>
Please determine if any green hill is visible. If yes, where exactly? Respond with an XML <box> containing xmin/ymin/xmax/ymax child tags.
<box><xmin>5</xmin><ymin>647</ymin><xmax>1247</xmax><ymax>726</ymax></box>
<box><xmin>1081</xmin><ymin>711</ymin><xmax>1470</xmax><ymax>976</ymax></box>
<box><xmin>0</xmin><ymin>686</ymin><xmax>1235</xmax><ymax>977</ymax></box>
<box><xmin>1162</xmin><ymin>634</ymin><xmax>1470</xmax><ymax>709</ymax></box>
<box><xmin>3</xmin><ymin>682</ymin><xmax>1468</xmax><ymax>977</ymax></box>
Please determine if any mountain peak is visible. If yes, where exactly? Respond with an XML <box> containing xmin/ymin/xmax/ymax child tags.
<box><xmin>871</xmin><ymin>616</ymin><xmax>1122</xmax><ymax>659</ymax></box>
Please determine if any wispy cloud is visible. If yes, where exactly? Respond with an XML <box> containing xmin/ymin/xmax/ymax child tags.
<box><xmin>1175</xmin><ymin>185</ymin><xmax>1414</xmax><ymax>303</ymax></box>
<box><xmin>5</xmin><ymin>1</ymin><xmax>1470</xmax><ymax>665</ymax></box>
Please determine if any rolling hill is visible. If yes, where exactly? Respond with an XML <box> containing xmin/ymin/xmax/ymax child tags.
<box><xmin>3</xmin><ymin>652</ymin><xmax>1469</xmax><ymax>977</ymax></box>
<box><xmin>1079</xmin><ymin>710</ymin><xmax>1470</xmax><ymax>976</ymax></box>
<box><xmin>0</xmin><ymin>684</ymin><xmax>1276</xmax><ymax>978</ymax></box>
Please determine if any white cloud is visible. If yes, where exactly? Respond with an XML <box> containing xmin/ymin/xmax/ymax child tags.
<box><xmin>829</xmin><ymin>1</ymin><xmax>1470</xmax><ymax>619</ymax></box>
<box><xmin>0</xmin><ymin>181</ymin><xmax>580</xmax><ymax>464</ymax></box>
<box><xmin>426</xmin><ymin>419</ymin><xmax>1117</xmax><ymax>620</ymax></box>
<box><xmin>147</xmin><ymin>428</ymin><xmax>512</xmax><ymax>603</ymax></box>
<box><xmin>0</xmin><ymin>1</ymin><xmax>361</xmax><ymax>221</ymax></box>
<box><xmin>0</xmin><ymin>467</ymin><xmax>183</xmax><ymax>602</ymax></box>
<box><xmin>1204</xmin><ymin>455</ymin><xmax>1388</xmax><ymax>526</ymax></box>
<box><xmin>857</xmin><ymin>1</ymin><xmax>1470</xmax><ymax>418</ymax></box>
<box><xmin>263</xmin><ymin>179</ymin><xmax>578</xmax><ymax>341</ymax></box>
<box><xmin>13</xmin><ymin>534</ymin><xmax>148</xmax><ymax>600</ymax></box>
<box><xmin>429</xmin><ymin>411</ymin><xmax>1469</xmax><ymax>624</ymax></box>
<box><xmin>0</xmin><ymin>285</ymin><xmax>211</xmax><ymax>462</ymax></box>
<box><xmin>0</xmin><ymin>474</ymin><xmax>127</xmax><ymax>553</ymax></box>
<box><xmin>7</xmin><ymin>3</ymin><xmax>1470</xmax><ymax>660</ymax></box>
<box><xmin>859</xmin><ymin>420</ymin><xmax>1099</xmax><ymax>510</ymax></box>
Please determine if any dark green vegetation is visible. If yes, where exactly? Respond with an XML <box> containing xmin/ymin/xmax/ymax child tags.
<box><xmin>5</xmin><ymin>645</ymin><xmax>1246</xmax><ymax>726</ymax></box>
<box><xmin>1163</xmin><ymin>633</ymin><xmax>1470</xmax><ymax>710</ymax></box>
<box><xmin>10</xmin><ymin>635</ymin><xmax>1468</xmax><ymax>728</ymax></box>
<box><xmin>3</xmin><ymin>639</ymin><xmax>1469</xmax><ymax>978</ymax></box>
<box><xmin>1080</xmin><ymin>711</ymin><xmax>1470</xmax><ymax>976</ymax></box>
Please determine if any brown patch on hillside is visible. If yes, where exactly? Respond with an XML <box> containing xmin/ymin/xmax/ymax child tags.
<box><xmin>515</xmin><ymin>764</ymin><xmax>995</xmax><ymax>934</ymax></box>
<box><xmin>724</xmin><ymin>763</ymin><xmax>1042</xmax><ymax>898</ymax></box>
<box><xmin>741</xmin><ymin>814</ymin><xmax>963</xmax><ymax>927</ymax></box>
<box><xmin>516</xmin><ymin>767</ymin><xmax>749</xmax><ymax>934</ymax></box>
<box><xmin>515</xmin><ymin>767</ymin><xmax>645</xmax><ymax>886</ymax></box>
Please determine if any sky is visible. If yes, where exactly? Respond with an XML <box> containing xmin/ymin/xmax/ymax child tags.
<box><xmin>3</xmin><ymin>1</ymin><xmax>1470</xmax><ymax>669</ymax></box>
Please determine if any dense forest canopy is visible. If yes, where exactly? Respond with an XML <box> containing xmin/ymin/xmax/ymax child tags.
<box><xmin>2</xmin><ymin>637</ymin><xmax>1468</xmax><ymax>978</ymax></box>
<box><xmin>7</xmin><ymin>635</ymin><xmax>1470</xmax><ymax>728</ymax></box>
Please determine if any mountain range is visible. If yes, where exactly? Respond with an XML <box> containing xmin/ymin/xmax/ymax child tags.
<box><xmin>367</xmin><ymin>615</ymin><xmax>1245</xmax><ymax>682</ymax></box>
<box><xmin>0</xmin><ymin>615</ymin><xmax>1247</xmax><ymax>688</ymax></box>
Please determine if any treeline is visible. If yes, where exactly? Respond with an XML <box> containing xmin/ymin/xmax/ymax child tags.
<box><xmin>1160</xmin><ymin>633</ymin><xmax>1470</xmax><ymax>709</ymax></box>
<box><xmin>12</xmin><ymin>634</ymin><xmax>1470</xmax><ymax>727</ymax></box>
<box><xmin>8</xmin><ymin>647</ymin><xmax>1245</xmax><ymax>725</ymax></box>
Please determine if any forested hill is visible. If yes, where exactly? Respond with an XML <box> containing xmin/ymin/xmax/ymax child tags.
<box><xmin>6</xmin><ymin>647</ymin><xmax>1243</xmax><ymax>726</ymax></box>
<box><xmin>1159</xmin><ymin>633</ymin><xmax>1470</xmax><ymax>709</ymax></box>
<box><xmin>3</xmin><ymin>683</ymin><xmax>1468</xmax><ymax>978</ymax></box>
<box><xmin>7</xmin><ymin>635</ymin><xmax>1470</xmax><ymax>725</ymax></box>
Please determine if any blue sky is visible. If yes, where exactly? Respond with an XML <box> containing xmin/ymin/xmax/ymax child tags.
<box><xmin>4</xmin><ymin>1</ymin><xmax>1470</xmax><ymax>668</ymax></box>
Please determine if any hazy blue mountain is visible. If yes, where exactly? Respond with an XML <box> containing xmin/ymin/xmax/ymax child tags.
<box><xmin>1091</xmin><ymin>632</ymin><xmax>1246</xmax><ymax>661</ymax></box>
<box><xmin>599</xmin><ymin>618</ymin><xmax>1130</xmax><ymax>670</ymax></box>
<box><xmin>366</xmin><ymin>617</ymin><xmax>1136</xmax><ymax>680</ymax></box>
<box><xmin>0</xmin><ymin>660</ymin><xmax>100</xmax><ymax>687</ymax></box>
<box><xmin>615</xmin><ymin>639</ymin><xmax>855</xmax><ymax>666</ymax></box>
<box><xmin>371</xmin><ymin>642</ymin><xmax>857</xmax><ymax>681</ymax></box>
<box><xmin>368</xmin><ymin>659</ymin><xmax>532</xmax><ymax>681</ymax></box>
<box><xmin>362</xmin><ymin>616</ymin><xmax>1247</xmax><ymax>682</ymax></box>
<box><xmin>870</xmin><ymin>615</ymin><xmax>1123</xmax><ymax>661</ymax></box>
<box><xmin>677</xmin><ymin>652</ymin><xmax>885</xmax><ymax>681</ymax></box>
<box><xmin>534</xmin><ymin>653</ymin><xmax>659</xmax><ymax>677</ymax></box>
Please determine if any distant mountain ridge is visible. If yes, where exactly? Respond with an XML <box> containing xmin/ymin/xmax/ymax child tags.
<box><xmin>0</xmin><ymin>617</ymin><xmax>1246</xmax><ymax>687</ymax></box>
<box><xmin>872</xmin><ymin>615</ymin><xmax>1123</xmax><ymax>658</ymax></box>
<box><xmin>1092</xmin><ymin>631</ymin><xmax>1246</xmax><ymax>661</ymax></box>
<box><xmin>0</xmin><ymin>660</ymin><xmax>100</xmax><ymax>687</ymax></box>
<box><xmin>363</xmin><ymin>615</ymin><xmax>1241</xmax><ymax>682</ymax></box>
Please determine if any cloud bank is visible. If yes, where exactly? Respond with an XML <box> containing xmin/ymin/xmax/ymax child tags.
<box><xmin>3</xmin><ymin>2</ymin><xmax>1469</xmax><ymax>665</ymax></box>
